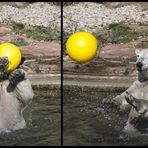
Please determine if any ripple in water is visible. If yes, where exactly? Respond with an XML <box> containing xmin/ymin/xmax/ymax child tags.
<box><xmin>0</xmin><ymin>88</ymin><xmax>60</xmax><ymax>146</ymax></box>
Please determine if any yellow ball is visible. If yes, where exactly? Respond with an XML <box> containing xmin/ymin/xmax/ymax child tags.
<box><xmin>0</xmin><ymin>43</ymin><xmax>22</xmax><ymax>73</ymax></box>
<box><xmin>66</xmin><ymin>32</ymin><xmax>98</xmax><ymax>64</ymax></box>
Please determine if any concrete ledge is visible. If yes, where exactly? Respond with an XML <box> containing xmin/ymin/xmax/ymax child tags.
<box><xmin>63</xmin><ymin>74</ymin><xmax>136</xmax><ymax>88</ymax></box>
<box><xmin>28</xmin><ymin>74</ymin><xmax>136</xmax><ymax>89</ymax></box>
<box><xmin>28</xmin><ymin>74</ymin><xmax>60</xmax><ymax>87</ymax></box>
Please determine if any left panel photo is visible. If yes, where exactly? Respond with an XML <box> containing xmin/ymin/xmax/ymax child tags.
<box><xmin>0</xmin><ymin>2</ymin><xmax>61</xmax><ymax>146</ymax></box>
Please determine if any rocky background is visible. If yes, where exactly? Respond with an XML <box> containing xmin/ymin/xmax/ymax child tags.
<box><xmin>64</xmin><ymin>2</ymin><xmax>148</xmax><ymax>33</ymax></box>
<box><xmin>63</xmin><ymin>2</ymin><xmax>148</xmax><ymax>77</ymax></box>
<box><xmin>0</xmin><ymin>2</ymin><xmax>147</xmax><ymax>77</ymax></box>
<box><xmin>0</xmin><ymin>2</ymin><xmax>60</xmax><ymax>75</ymax></box>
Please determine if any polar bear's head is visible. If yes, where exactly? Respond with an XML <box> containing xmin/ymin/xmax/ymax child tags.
<box><xmin>135</xmin><ymin>49</ymin><xmax>148</xmax><ymax>81</ymax></box>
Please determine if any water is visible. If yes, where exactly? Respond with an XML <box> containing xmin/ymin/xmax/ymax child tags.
<box><xmin>63</xmin><ymin>85</ymin><xmax>148</xmax><ymax>146</ymax></box>
<box><xmin>0</xmin><ymin>85</ymin><xmax>60</xmax><ymax>146</ymax></box>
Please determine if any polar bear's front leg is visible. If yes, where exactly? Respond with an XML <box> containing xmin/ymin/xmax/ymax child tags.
<box><xmin>112</xmin><ymin>91</ymin><xmax>131</xmax><ymax>111</ymax></box>
<box><xmin>125</xmin><ymin>91</ymin><xmax>148</xmax><ymax>118</ymax></box>
<box><xmin>7</xmin><ymin>68</ymin><xmax>34</xmax><ymax>106</ymax></box>
<box><xmin>112</xmin><ymin>81</ymin><xmax>139</xmax><ymax>112</ymax></box>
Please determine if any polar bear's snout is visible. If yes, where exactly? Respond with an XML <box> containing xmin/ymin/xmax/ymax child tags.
<box><xmin>135</xmin><ymin>49</ymin><xmax>148</xmax><ymax>72</ymax></box>
<box><xmin>136</xmin><ymin>61</ymin><xmax>143</xmax><ymax>71</ymax></box>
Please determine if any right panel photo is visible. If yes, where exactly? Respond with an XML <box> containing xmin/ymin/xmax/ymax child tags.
<box><xmin>63</xmin><ymin>2</ymin><xmax>148</xmax><ymax>146</ymax></box>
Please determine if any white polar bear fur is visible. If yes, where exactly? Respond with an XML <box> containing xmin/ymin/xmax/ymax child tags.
<box><xmin>0</xmin><ymin>70</ymin><xmax>34</xmax><ymax>131</ymax></box>
<box><xmin>113</xmin><ymin>49</ymin><xmax>148</xmax><ymax>134</ymax></box>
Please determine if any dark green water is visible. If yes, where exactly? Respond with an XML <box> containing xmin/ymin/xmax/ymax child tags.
<box><xmin>63</xmin><ymin>85</ymin><xmax>148</xmax><ymax>146</ymax></box>
<box><xmin>0</xmin><ymin>85</ymin><xmax>60</xmax><ymax>146</ymax></box>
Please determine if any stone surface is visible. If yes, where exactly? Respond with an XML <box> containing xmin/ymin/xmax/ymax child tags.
<box><xmin>0</xmin><ymin>32</ymin><xmax>60</xmax><ymax>75</ymax></box>
<box><xmin>20</xmin><ymin>41</ymin><xmax>60</xmax><ymax>58</ymax></box>
<box><xmin>63</xmin><ymin>2</ymin><xmax>148</xmax><ymax>77</ymax></box>
<box><xmin>0</xmin><ymin>2</ymin><xmax>60</xmax><ymax>29</ymax></box>
<box><xmin>63</xmin><ymin>37</ymin><xmax>148</xmax><ymax>76</ymax></box>
<box><xmin>0</xmin><ymin>27</ymin><xmax>11</xmax><ymax>34</ymax></box>
<box><xmin>0</xmin><ymin>2</ymin><xmax>147</xmax><ymax>77</ymax></box>
<box><xmin>63</xmin><ymin>2</ymin><xmax>148</xmax><ymax>33</ymax></box>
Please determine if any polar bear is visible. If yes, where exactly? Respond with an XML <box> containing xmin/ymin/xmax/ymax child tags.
<box><xmin>0</xmin><ymin>57</ymin><xmax>34</xmax><ymax>132</ymax></box>
<box><xmin>110</xmin><ymin>48</ymin><xmax>148</xmax><ymax>135</ymax></box>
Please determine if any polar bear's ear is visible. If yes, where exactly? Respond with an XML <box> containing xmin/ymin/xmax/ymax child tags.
<box><xmin>135</xmin><ymin>49</ymin><xmax>140</xmax><ymax>55</ymax></box>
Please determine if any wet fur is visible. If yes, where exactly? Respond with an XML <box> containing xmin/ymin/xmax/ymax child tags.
<box><xmin>112</xmin><ymin>49</ymin><xmax>148</xmax><ymax>134</ymax></box>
